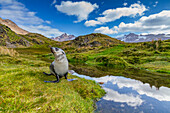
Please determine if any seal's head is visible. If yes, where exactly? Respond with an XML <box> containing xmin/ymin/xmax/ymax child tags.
<box><xmin>51</xmin><ymin>47</ymin><xmax>67</xmax><ymax>62</ymax></box>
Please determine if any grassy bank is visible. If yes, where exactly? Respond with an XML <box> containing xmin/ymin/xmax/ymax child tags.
<box><xmin>0</xmin><ymin>47</ymin><xmax>105</xmax><ymax>112</ymax></box>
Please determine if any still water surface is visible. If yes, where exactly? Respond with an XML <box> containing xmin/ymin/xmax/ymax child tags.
<box><xmin>71</xmin><ymin>71</ymin><xmax>170</xmax><ymax>113</ymax></box>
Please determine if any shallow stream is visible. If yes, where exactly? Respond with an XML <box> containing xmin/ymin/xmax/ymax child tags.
<box><xmin>71</xmin><ymin>70</ymin><xmax>170</xmax><ymax>113</ymax></box>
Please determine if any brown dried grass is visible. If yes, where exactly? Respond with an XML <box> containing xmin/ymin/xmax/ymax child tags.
<box><xmin>0</xmin><ymin>46</ymin><xmax>19</xmax><ymax>56</ymax></box>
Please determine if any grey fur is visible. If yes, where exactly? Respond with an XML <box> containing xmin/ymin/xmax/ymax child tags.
<box><xmin>49</xmin><ymin>63</ymin><xmax>55</xmax><ymax>75</ymax></box>
<box><xmin>43</xmin><ymin>47</ymin><xmax>68</xmax><ymax>83</ymax></box>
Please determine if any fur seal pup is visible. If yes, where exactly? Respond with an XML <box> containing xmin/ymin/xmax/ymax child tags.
<box><xmin>43</xmin><ymin>47</ymin><xmax>68</xmax><ymax>83</ymax></box>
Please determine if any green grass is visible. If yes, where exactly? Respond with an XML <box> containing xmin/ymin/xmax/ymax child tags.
<box><xmin>6</xmin><ymin>28</ymin><xmax>21</xmax><ymax>42</ymax></box>
<box><xmin>138</xmin><ymin>61</ymin><xmax>170</xmax><ymax>74</ymax></box>
<box><xmin>94</xmin><ymin>44</ymin><xmax>125</xmax><ymax>56</ymax></box>
<box><xmin>66</xmin><ymin>44</ymin><xmax>126</xmax><ymax>66</ymax></box>
<box><xmin>0</xmin><ymin>53</ymin><xmax>105</xmax><ymax>112</ymax></box>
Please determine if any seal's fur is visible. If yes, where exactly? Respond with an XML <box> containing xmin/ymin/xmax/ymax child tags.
<box><xmin>43</xmin><ymin>47</ymin><xmax>68</xmax><ymax>83</ymax></box>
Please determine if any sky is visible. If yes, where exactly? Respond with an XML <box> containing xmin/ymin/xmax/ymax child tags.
<box><xmin>0</xmin><ymin>0</ymin><xmax>170</xmax><ymax>38</ymax></box>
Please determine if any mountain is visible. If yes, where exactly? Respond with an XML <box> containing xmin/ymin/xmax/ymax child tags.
<box><xmin>0</xmin><ymin>17</ymin><xmax>29</xmax><ymax>35</ymax></box>
<box><xmin>0</xmin><ymin>23</ymin><xmax>60</xmax><ymax>48</ymax></box>
<box><xmin>51</xmin><ymin>33</ymin><xmax>75</xmax><ymax>42</ymax></box>
<box><xmin>68</xmin><ymin>33</ymin><xmax>124</xmax><ymax>48</ymax></box>
<box><xmin>117</xmin><ymin>33</ymin><xmax>170</xmax><ymax>43</ymax></box>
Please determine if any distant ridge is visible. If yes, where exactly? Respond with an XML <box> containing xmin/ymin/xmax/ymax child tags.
<box><xmin>51</xmin><ymin>33</ymin><xmax>75</xmax><ymax>42</ymax></box>
<box><xmin>69</xmin><ymin>33</ymin><xmax>124</xmax><ymax>48</ymax></box>
<box><xmin>0</xmin><ymin>17</ymin><xmax>29</xmax><ymax>35</ymax></box>
<box><xmin>117</xmin><ymin>33</ymin><xmax>170</xmax><ymax>43</ymax></box>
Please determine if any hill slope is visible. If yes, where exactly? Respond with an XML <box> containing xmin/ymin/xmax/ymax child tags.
<box><xmin>0</xmin><ymin>24</ymin><xmax>30</xmax><ymax>48</ymax></box>
<box><xmin>0</xmin><ymin>24</ymin><xmax>60</xmax><ymax>48</ymax></box>
<box><xmin>70</xmin><ymin>33</ymin><xmax>124</xmax><ymax>47</ymax></box>
<box><xmin>0</xmin><ymin>17</ymin><xmax>29</xmax><ymax>35</ymax></box>
<box><xmin>62</xmin><ymin>33</ymin><xmax>124</xmax><ymax>53</ymax></box>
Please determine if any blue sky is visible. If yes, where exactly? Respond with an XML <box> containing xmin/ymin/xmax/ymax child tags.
<box><xmin>0</xmin><ymin>0</ymin><xmax>170</xmax><ymax>38</ymax></box>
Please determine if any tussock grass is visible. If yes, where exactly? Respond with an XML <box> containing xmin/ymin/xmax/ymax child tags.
<box><xmin>0</xmin><ymin>46</ymin><xmax>19</xmax><ymax>56</ymax></box>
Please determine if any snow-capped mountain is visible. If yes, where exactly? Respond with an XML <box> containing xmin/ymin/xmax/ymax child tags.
<box><xmin>51</xmin><ymin>33</ymin><xmax>75</xmax><ymax>42</ymax></box>
<box><xmin>117</xmin><ymin>33</ymin><xmax>170</xmax><ymax>43</ymax></box>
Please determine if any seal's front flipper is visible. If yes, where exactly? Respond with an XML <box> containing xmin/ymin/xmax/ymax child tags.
<box><xmin>64</xmin><ymin>72</ymin><xmax>68</xmax><ymax>79</ymax></box>
<box><xmin>44</xmin><ymin>75</ymin><xmax>60</xmax><ymax>83</ymax></box>
<box><xmin>44</xmin><ymin>80</ymin><xmax>59</xmax><ymax>83</ymax></box>
<box><xmin>43</xmin><ymin>72</ymin><xmax>53</xmax><ymax>76</ymax></box>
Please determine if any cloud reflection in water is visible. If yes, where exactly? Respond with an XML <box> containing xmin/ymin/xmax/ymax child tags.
<box><xmin>72</xmin><ymin>71</ymin><xmax>170</xmax><ymax>110</ymax></box>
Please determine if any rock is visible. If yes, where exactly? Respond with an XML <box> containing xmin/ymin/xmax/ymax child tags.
<box><xmin>90</xmin><ymin>41</ymin><xmax>101</xmax><ymax>47</ymax></box>
<box><xmin>98</xmin><ymin>82</ymin><xmax>104</xmax><ymax>84</ymax></box>
<box><xmin>32</xmin><ymin>39</ymin><xmax>43</xmax><ymax>45</ymax></box>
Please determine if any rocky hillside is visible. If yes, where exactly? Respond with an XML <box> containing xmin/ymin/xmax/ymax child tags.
<box><xmin>51</xmin><ymin>33</ymin><xmax>75</xmax><ymax>42</ymax></box>
<box><xmin>0</xmin><ymin>24</ymin><xmax>30</xmax><ymax>48</ymax></box>
<box><xmin>117</xmin><ymin>33</ymin><xmax>170</xmax><ymax>43</ymax></box>
<box><xmin>0</xmin><ymin>17</ymin><xmax>29</xmax><ymax>35</ymax></box>
<box><xmin>0</xmin><ymin>24</ymin><xmax>59</xmax><ymax>48</ymax></box>
<box><xmin>69</xmin><ymin>33</ymin><xmax>124</xmax><ymax>48</ymax></box>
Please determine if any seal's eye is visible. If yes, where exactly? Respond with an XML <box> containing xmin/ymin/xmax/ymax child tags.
<box><xmin>62</xmin><ymin>52</ymin><xmax>65</xmax><ymax>54</ymax></box>
<box><xmin>55</xmin><ymin>48</ymin><xmax>59</xmax><ymax>51</ymax></box>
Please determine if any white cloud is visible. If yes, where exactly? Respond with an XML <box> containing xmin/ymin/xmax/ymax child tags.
<box><xmin>84</xmin><ymin>20</ymin><xmax>102</xmax><ymax>27</ymax></box>
<box><xmin>123</xmin><ymin>2</ymin><xmax>128</xmax><ymax>6</ymax></box>
<box><xmin>94</xmin><ymin>76</ymin><xmax>170</xmax><ymax>101</ymax></box>
<box><xmin>94</xmin><ymin>10</ymin><xmax>170</xmax><ymax>35</ymax></box>
<box><xmin>137</xmin><ymin>1</ymin><xmax>141</xmax><ymax>4</ymax></box>
<box><xmin>103</xmin><ymin>88</ymin><xmax>143</xmax><ymax>107</ymax></box>
<box><xmin>85</xmin><ymin>2</ymin><xmax>147</xmax><ymax>27</ymax></box>
<box><xmin>111</xmin><ymin>76</ymin><xmax>170</xmax><ymax>101</ymax></box>
<box><xmin>55</xmin><ymin>1</ymin><xmax>98</xmax><ymax>23</ymax></box>
<box><xmin>45</xmin><ymin>20</ymin><xmax>51</xmax><ymax>24</ymax></box>
<box><xmin>0</xmin><ymin>0</ymin><xmax>43</xmax><ymax>25</ymax></box>
<box><xmin>94</xmin><ymin>26</ymin><xmax>117</xmax><ymax>34</ymax></box>
<box><xmin>72</xmin><ymin>71</ymin><xmax>170</xmax><ymax>105</ymax></box>
<box><xmin>51</xmin><ymin>0</ymin><xmax>57</xmax><ymax>5</ymax></box>
<box><xmin>20</xmin><ymin>25</ymin><xmax>63</xmax><ymax>37</ymax></box>
<box><xmin>113</xmin><ymin>10</ymin><xmax>170</xmax><ymax>34</ymax></box>
<box><xmin>0</xmin><ymin>0</ymin><xmax>63</xmax><ymax>37</ymax></box>
<box><xmin>153</xmin><ymin>1</ymin><xmax>158</xmax><ymax>7</ymax></box>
